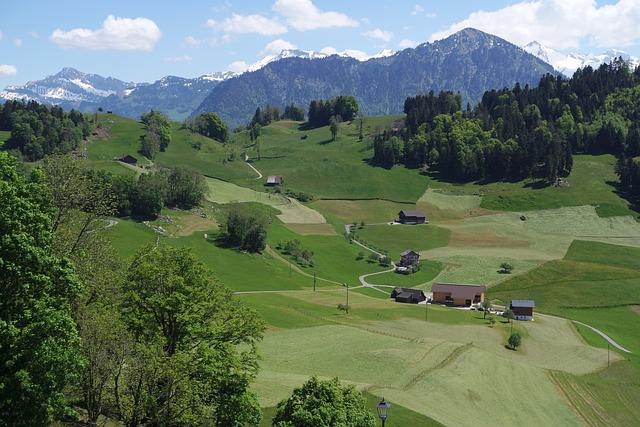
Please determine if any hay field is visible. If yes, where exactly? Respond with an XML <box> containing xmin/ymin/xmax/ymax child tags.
<box><xmin>252</xmin><ymin>304</ymin><xmax>607</xmax><ymax>426</ymax></box>
<box><xmin>425</xmin><ymin>255</ymin><xmax>541</xmax><ymax>287</ymax></box>
<box><xmin>205</xmin><ymin>177</ymin><xmax>289</xmax><ymax>205</ymax></box>
<box><xmin>416</xmin><ymin>188</ymin><xmax>488</xmax><ymax>221</ymax></box>
<box><xmin>275</xmin><ymin>197</ymin><xmax>327</xmax><ymax>224</ymax></box>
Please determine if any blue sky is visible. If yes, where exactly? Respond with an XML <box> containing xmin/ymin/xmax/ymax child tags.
<box><xmin>1</xmin><ymin>0</ymin><xmax>639</xmax><ymax>87</ymax></box>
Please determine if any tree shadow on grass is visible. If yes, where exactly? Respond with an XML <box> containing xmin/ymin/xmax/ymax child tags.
<box><xmin>522</xmin><ymin>180</ymin><xmax>550</xmax><ymax>189</ymax></box>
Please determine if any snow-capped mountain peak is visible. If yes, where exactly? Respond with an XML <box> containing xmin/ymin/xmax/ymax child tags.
<box><xmin>523</xmin><ymin>41</ymin><xmax>640</xmax><ymax>77</ymax></box>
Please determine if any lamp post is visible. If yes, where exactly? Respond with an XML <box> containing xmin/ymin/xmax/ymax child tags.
<box><xmin>377</xmin><ymin>397</ymin><xmax>391</xmax><ymax>427</ymax></box>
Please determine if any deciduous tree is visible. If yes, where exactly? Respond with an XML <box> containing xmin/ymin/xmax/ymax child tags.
<box><xmin>273</xmin><ymin>376</ymin><xmax>376</xmax><ymax>427</ymax></box>
<box><xmin>119</xmin><ymin>245</ymin><xmax>265</xmax><ymax>426</ymax></box>
<box><xmin>0</xmin><ymin>152</ymin><xmax>84</xmax><ymax>424</ymax></box>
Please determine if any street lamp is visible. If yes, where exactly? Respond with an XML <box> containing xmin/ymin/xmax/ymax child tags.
<box><xmin>377</xmin><ymin>397</ymin><xmax>391</xmax><ymax>426</ymax></box>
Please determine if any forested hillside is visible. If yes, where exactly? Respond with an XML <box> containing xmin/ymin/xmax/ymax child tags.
<box><xmin>373</xmin><ymin>59</ymin><xmax>640</xmax><ymax>191</ymax></box>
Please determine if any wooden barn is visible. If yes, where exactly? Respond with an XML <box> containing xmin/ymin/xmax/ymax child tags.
<box><xmin>399</xmin><ymin>250</ymin><xmax>420</xmax><ymax>267</ymax></box>
<box><xmin>510</xmin><ymin>300</ymin><xmax>535</xmax><ymax>321</ymax></box>
<box><xmin>390</xmin><ymin>287</ymin><xmax>426</xmax><ymax>304</ymax></box>
<box><xmin>118</xmin><ymin>154</ymin><xmax>138</xmax><ymax>165</ymax></box>
<box><xmin>266</xmin><ymin>175</ymin><xmax>282</xmax><ymax>186</ymax></box>
<box><xmin>431</xmin><ymin>283</ymin><xmax>485</xmax><ymax>307</ymax></box>
<box><xmin>397</xmin><ymin>209</ymin><xmax>426</xmax><ymax>224</ymax></box>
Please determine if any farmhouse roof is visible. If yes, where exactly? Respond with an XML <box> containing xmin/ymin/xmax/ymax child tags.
<box><xmin>119</xmin><ymin>154</ymin><xmax>138</xmax><ymax>164</ymax></box>
<box><xmin>511</xmin><ymin>300</ymin><xmax>535</xmax><ymax>308</ymax></box>
<box><xmin>266</xmin><ymin>175</ymin><xmax>282</xmax><ymax>184</ymax></box>
<box><xmin>399</xmin><ymin>209</ymin><xmax>426</xmax><ymax>218</ymax></box>
<box><xmin>393</xmin><ymin>287</ymin><xmax>423</xmax><ymax>296</ymax></box>
<box><xmin>431</xmin><ymin>283</ymin><xmax>486</xmax><ymax>299</ymax></box>
<box><xmin>400</xmin><ymin>249</ymin><xmax>419</xmax><ymax>257</ymax></box>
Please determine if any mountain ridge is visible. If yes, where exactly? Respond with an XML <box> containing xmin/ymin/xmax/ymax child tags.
<box><xmin>193</xmin><ymin>28</ymin><xmax>556</xmax><ymax>126</ymax></box>
<box><xmin>5</xmin><ymin>28</ymin><xmax>637</xmax><ymax>125</ymax></box>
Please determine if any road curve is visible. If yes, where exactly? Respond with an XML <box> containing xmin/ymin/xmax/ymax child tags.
<box><xmin>537</xmin><ymin>313</ymin><xmax>632</xmax><ymax>353</ymax></box>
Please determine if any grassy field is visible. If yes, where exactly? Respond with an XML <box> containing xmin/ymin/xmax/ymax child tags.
<box><xmin>78</xmin><ymin>114</ymin><xmax>640</xmax><ymax>425</ymax></box>
<box><xmin>353</xmin><ymin>223</ymin><xmax>451</xmax><ymax>255</ymax></box>
<box><xmin>242</xmin><ymin>289</ymin><xmax>609</xmax><ymax>426</ymax></box>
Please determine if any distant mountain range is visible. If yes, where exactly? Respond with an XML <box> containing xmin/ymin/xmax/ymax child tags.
<box><xmin>193</xmin><ymin>28</ymin><xmax>555</xmax><ymax>126</ymax></box>
<box><xmin>523</xmin><ymin>41</ymin><xmax>640</xmax><ymax>77</ymax></box>
<box><xmin>1</xmin><ymin>28</ymin><xmax>637</xmax><ymax>126</ymax></box>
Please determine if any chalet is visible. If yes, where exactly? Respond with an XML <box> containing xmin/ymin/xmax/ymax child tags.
<box><xmin>118</xmin><ymin>154</ymin><xmax>138</xmax><ymax>165</ymax></box>
<box><xmin>266</xmin><ymin>175</ymin><xmax>282</xmax><ymax>186</ymax></box>
<box><xmin>390</xmin><ymin>287</ymin><xmax>426</xmax><ymax>304</ymax></box>
<box><xmin>431</xmin><ymin>283</ymin><xmax>485</xmax><ymax>307</ymax></box>
<box><xmin>399</xmin><ymin>250</ymin><xmax>420</xmax><ymax>267</ymax></box>
<box><xmin>510</xmin><ymin>300</ymin><xmax>535</xmax><ymax>321</ymax></box>
<box><xmin>397</xmin><ymin>209</ymin><xmax>427</xmax><ymax>224</ymax></box>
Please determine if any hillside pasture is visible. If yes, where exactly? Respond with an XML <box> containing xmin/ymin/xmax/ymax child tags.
<box><xmin>236</xmin><ymin>119</ymin><xmax>429</xmax><ymax>201</ymax></box>
<box><xmin>425</xmin><ymin>255</ymin><xmax>541</xmax><ymax>288</ymax></box>
<box><xmin>204</xmin><ymin>176</ymin><xmax>289</xmax><ymax>206</ymax></box>
<box><xmin>489</xmin><ymin>240</ymin><xmax>640</xmax><ymax>310</ymax></box>
<box><xmin>478</xmin><ymin>155</ymin><xmax>634</xmax><ymax>215</ymax></box>
<box><xmin>353</xmin><ymin>223</ymin><xmax>451</xmax><ymax>255</ymax></box>
<box><xmin>155</xmin><ymin>123</ymin><xmax>250</xmax><ymax>180</ymax></box>
<box><xmin>244</xmin><ymin>289</ymin><xmax>607</xmax><ymax>426</ymax></box>
<box><xmin>309</xmin><ymin>199</ymin><xmax>413</xmax><ymax>227</ymax></box>
<box><xmin>87</xmin><ymin>114</ymin><xmax>149</xmax><ymax>163</ymax></box>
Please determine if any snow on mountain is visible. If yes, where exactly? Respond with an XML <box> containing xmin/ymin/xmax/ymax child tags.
<box><xmin>245</xmin><ymin>48</ymin><xmax>397</xmax><ymax>72</ymax></box>
<box><xmin>0</xmin><ymin>67</ymin><xmax>137</xmax><ymax>107</ymax></box>
<box><xmin>523</xmin><ymin>41</ymin><xmax>640</xmax><ymax>77</ymax></box>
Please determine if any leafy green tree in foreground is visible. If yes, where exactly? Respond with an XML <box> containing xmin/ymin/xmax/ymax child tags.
<box><xmin>0</xmin><ymin>152</ymin><xmax>84</xmax><ymax>425</ymax></box>
<box><xmin>273</xmin><ymin>376</ymin><xmax>376</xmax><ymax>427</ymax></box>
<box><xmin>508</xmin><ymin>332</ymin><xmax>522</xmax><ymax>350</ymax></box>
<box><xmin>120</xmin><ymin>245</ymin><xmax>265</xmax><ymax>426</ymax></box>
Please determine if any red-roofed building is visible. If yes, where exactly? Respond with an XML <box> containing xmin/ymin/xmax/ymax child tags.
<box><xmin>431</xmin><ymin>283</ymin><xmax>485</xmax><ymax>307</ymax></box>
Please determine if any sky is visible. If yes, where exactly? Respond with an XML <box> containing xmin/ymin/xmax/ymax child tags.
<box><xmin>1</xmin><ymin>0</ymin><xmax>639</xmax><ymax>87</ymax></box>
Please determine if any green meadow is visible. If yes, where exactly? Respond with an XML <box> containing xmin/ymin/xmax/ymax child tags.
<box><xmin>89</xmin><ymin>115</ymin><xmax>640</xmax><ymax>425</ymax></box>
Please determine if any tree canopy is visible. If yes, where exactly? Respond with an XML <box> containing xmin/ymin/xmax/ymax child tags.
<box><xmin>0</xmin><ymin>151</ymin><xmax>84</xmax><ymax>424</ymax></box>
<box><xmin>119</xmin><ymin>245</ymin><xmax>265</xmax><ymax>426</ymax></box>
<box><xmin>273</xmin><ymin>376</ymin><xmax>377</xmax><ymax>427</ymax></box>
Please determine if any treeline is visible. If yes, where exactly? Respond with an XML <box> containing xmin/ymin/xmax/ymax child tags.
<box><xmin>183</xmin><ymin>111</ymin><xmax>229</xmax><ymax>142</ymax></box>
<box><xmin>249</xmin><ymin>103</ymin><xmax>306</xmax><ymax>127</ymax></box>
<box><xmin>140</xmin><ymin>110</ymin><xmax>172</xmax><ymax>158</ymax></box>
<box><xmin>616</xmin><ymin>155</ymin><xmax>640</xmax><ymax>202</ymax></box>
<box><xmin>108</xmin><ymin>165</ymin><xmax>206</xmax><ymax>218</ymax></box>
<box><xmin>307</xmin><ymin>95</ymin><xmax>359</xmax><ymax>127</ymax></box>
<box><xmin>0</xmin><ymin>99</ymin><xmax>89</xmax><ymax>161</ymax></box>
<box><xmin>374</xmin><ymin>58</ymin><xmax>640</xmax><ymax>182</ymax></box>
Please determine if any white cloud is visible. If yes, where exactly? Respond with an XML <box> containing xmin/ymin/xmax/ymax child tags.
<box><xmin>362</xmin><ymin>28</ymin><xmax>393</xmax><ymax>42</ymax></box>
<box><xmin>50</xmin><ymin>15</ymin><xmax>162</xmax><ymax>51</ymax></box>
<box><xmin>29</xmin><ymin>31</ymin><xmax>39</xmax><ymax>39</ymax></box>
<box><xmin>183</xmin><ymin>36</ymin><xmax>202</xmax><ymax>47</ymax></box>
<box><xmin>399</xmin><ymin>39</ymin><xmax>418</xmax><ymax>49</ymax></box>
<box><xmin>226</xmin><ymin>60</ymin><xmax>249</xmax><ymax>72</ymax></box>
<box><xmin>411</xmin><ymin>5</ymin><xmax>424</xmax><ymax>16</ymax></box>
<box><xmin>165</xmin><ymin>55</ymin><xmax>192</xmax><ymax>62</ymax></box>
<box><xmin>429</xmin><ymin>0</ymin><xmax>640</xmax><ymax>50</ymax></box>
<box><xmin>261</xmin><ymin>39</ymin><xmax>297</xmax><ymax>56</ymax></box>
<box><xmin>206</xmin><ymin>14</ymin><xmax>287</xmax><ymax>36</ymax></box>
<box><xmin>273</xmin><ymin>0</ymin><xmax>358</xmax><ymax>31</ymax></box>
<box><xmin>425</xmin><ymin>12</ymin><xmax>437</xmax><ymax>18</ymax></box>
<box><xmin>13</xmin><ymin>39</ymin><xmax>23</xmax><ymax>47</ymax></box>
<box><xmin>0</xmin><ymin>64</ymin><xmax>17</xmax><ymax>78</ymax></box>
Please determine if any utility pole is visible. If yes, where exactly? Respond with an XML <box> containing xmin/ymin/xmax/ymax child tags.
<box><xmin>313</xmin><ymin>272</ymin><xmax>316</xmax><ymax>291</ymax></box>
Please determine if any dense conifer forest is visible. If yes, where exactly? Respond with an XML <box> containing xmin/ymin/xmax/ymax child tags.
<box><xmin>374</xmin><ymin>59</ymin><xmax>640</xmax><ymax>192</ymax></box>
